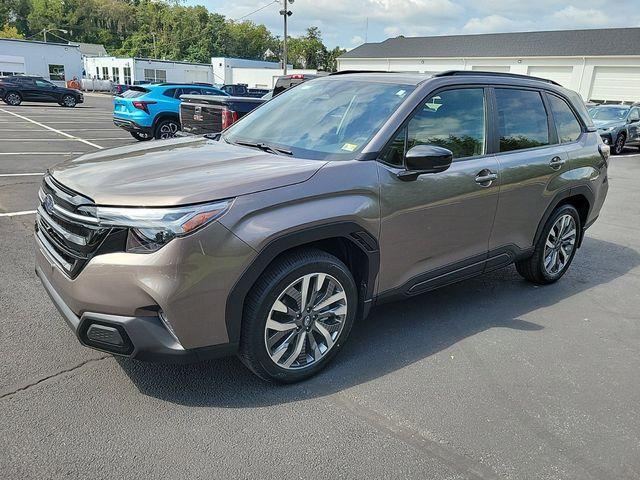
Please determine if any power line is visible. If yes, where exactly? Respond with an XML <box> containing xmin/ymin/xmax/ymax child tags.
<box><xmin>233</xmin><ymin>1</ymin><xmax>279</xmax><ymax>22</ymax></box>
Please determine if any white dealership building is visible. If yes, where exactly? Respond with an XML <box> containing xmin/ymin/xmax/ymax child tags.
<box><xmin>83</xmin><ymin>56</ymin><xmax>215</xmax><ymax>85</ymax></box>
<box><xmin>337</xmin><ymin>28</ymin><xmax>640</xmax><ymax>103</ymax></box>
<box><xmin>0</xmin><ymin>38</ymin><xmax>83</xmax><ymax>85</ymax></box>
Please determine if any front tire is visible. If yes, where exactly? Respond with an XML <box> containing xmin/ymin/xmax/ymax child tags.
<box><xmin>239</xmin><ymin>248</ymin><xmax>357</xmax><ymax>383</ymax></box>
<box><xmin>612</xmin><ymin>133</ymin><xmax>626</xmax><ymax>155</ymax></box>
<box><xmin>61</xmin><ymin>94</ymin><xmax>77</xmax><ymax>107</ymax></box>
<box><xmin>154</xmin><ymin>118</ymin><xmax>180</xmax><ymax>140</ymax></box>
<box><xmin>516</xmin><ymin>204</ymin><xmax>581</xmax><ymax>284</ymax></box>
<box><xmin>4</xmin><ymin>92</ymin><xmax>22</xmax><ymax>106</ymax></box>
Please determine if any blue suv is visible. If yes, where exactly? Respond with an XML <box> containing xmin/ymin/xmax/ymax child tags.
<box><xmin>113</xmin><ymin>83</ymin><xmax>228</xmax><ymax>141</ymax></box>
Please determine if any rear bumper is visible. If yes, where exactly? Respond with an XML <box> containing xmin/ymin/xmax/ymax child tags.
<box><xmin>113</xmin><ymin>117</ymin><xmax>152</xmax><ymax>135</ymax></box>
<box><xmin>35</xmin><ymin>262</ymin><xmax>237</xmax><ymax>363</ymax></box>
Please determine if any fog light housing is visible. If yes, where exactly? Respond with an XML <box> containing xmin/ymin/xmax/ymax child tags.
<box><xmin>87</xmin><ymin>323</ymin><xmax>124</xmax><ymax>346</ymax></box>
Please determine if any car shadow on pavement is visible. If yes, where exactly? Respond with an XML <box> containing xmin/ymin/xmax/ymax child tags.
<box><xmin>116</xmin><ymin>237</ymin><xmax>639</xmax><ymax>406</ymax></box>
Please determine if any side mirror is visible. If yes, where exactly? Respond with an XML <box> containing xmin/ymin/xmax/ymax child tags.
<box><xmin>397</xmin><ymin>144</ymin><xmax>453</xmax><ymax>180</ymax></box>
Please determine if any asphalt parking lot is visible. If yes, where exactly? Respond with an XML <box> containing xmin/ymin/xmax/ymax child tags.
<box><xmin>1</xmin><ymin>95</ymin><xmax>640</xmax><ymax>479</ymax></box>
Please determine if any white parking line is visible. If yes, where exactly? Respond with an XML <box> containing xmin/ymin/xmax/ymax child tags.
<box><xmin>0</xmin><ymin>108</ymin><xmax>104</xmax><ymax>150</ymax></box>
<box><xmin>0</xmin><ymin>210</ymin><xmax>36</xmax><ymax>217</ymax></box>
<box><xmin>0</xmin><ymin>173</ymin><xmax>43</xmax><ymax>177</ymax></box>
<box><xmin>0</xmin><ymin>152</ymin><xmax>85</xmax><ymax>155</ymax></box>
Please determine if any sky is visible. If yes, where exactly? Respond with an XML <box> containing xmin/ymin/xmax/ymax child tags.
<box><xmin>188</xmin><ymin>0</ymin><xmax>640</xmax><ymax>49</ymax></box>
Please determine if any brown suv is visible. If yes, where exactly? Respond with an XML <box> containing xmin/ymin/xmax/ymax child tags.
<box><xmin>35</xmin><ymin>71</ymin><xmax>609</xmax><ymax>382</ymax></box>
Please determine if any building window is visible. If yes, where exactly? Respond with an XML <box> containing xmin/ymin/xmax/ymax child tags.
<box><xmin>102</xmin><ymin>66</ymin><xmax>109</xmax><ymax>80</ymax></box>
<box><xmin>123</xmin><ymin>67</ymin><xmax>131</xmax><ymax>85</ymax></box>
<box><xmin>112</xmin><ymin>67</ymin><xmax>120</xmax><ymax>84</ymax></box>
<box><xmin>144</xmin><ymin>68</ymin><xmax>167</xmax><ymax>83</ymax></box>
<box><xmin>48</xmin><ymin>64</ymin><xmax>65</xmax><ymax>81</ymax></box>
<box><xmin>95</xmin><ymin>67</ymin><xmax>99</xmax><ymax>79</ymax></box>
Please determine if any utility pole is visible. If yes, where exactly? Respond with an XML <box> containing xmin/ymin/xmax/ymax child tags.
<box><xmin>280</xmin><ymin>0</ymin><xmax>293</xmax><ymax>75</ymax></box>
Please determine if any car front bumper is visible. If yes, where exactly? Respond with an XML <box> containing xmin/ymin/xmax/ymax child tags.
<box><xmin>599</xmin><ymin>133</ymin><xmax>613</xmax><ymax>145</ymax></box>
<box><xmin>34</xmin><ymin>220</ymin><xmax>256</xmax><ymax>363</ymax></box>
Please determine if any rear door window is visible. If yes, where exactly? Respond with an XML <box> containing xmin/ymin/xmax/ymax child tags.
<box><xmin>495</xmin><ymin>88</ymin><xmax>549</xmax><ymax>152</ymax></box>
<box><xmin>547</xmin><ymin>94</ymin><xmax>583</xmax><ymax>143</ymax></box>
<box><xmin>163</xmin><ymin>88</ymin><xmax>177</xmax><ymax>98</ymax></box>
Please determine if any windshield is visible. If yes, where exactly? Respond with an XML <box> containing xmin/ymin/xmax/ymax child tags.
<box><xmin>591</xmin><ymin>107</ymin><xmax>629</xmax><ymax>121</ymax></box>
<box><xmin>223</xmin><ymin>78</ymin><xmax>414</xmax><ymax>159</ymax></box>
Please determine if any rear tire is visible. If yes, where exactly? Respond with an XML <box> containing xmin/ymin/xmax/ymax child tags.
<box><xmin>61</xmin><ymin>94</ymin><xmax>77</xmax><ymax>107</ymax></box>
<box><xmin>239</xmin><ymin>248</ymin><xmax>357</xmax><ymax>383</ymax></box>
<box><xmin>4</xmin><ymin>92</ymin><xmax>21</xmax><ymax>106</ymax></box>
<box><xmin>154</xmin><ymin>118</ymin><xmax>180</xmax><ymax>140</ymax></box>
<box><xmin>516</xmin><ymin>204</ymin><xmax>581</xmax><ymax>285</ymax></box>
<box><xmin>130</xmin><ymin>131</ymin><xmax>153</xmax><ymax>141</ymax></box>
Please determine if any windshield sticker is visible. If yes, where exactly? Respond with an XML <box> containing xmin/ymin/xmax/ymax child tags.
<box><xmin>341</xmin><ymin>143</ymin><xmax>358</xmax><ymax>152</ymax></box>
<box><xmin>396</xmin><ymin>89</ymin><xmax>407</xmax><ymax>97</ymax></box>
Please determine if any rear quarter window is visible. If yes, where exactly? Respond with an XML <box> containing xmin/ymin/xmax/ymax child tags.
<box><xmin>548</xmin><ymin>94</ymin><xmax>583</xmax><ymax>143</ymax></box>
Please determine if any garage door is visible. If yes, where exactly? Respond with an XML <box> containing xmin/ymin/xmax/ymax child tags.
<box><xmin>0</xmin><ymin>57</ymin><xmax>26</xmax><ymax>76</ymax></box>
<box><xmin>527</xmin><ymin>66</ymin><xmax>573</xmax><ymax>87</ymax></box>
<box><xmin>590</xmin><ymin>67</ymin><xmax>640</xmax><ymax>102</ymax></box>
<box><xmin>472</xmin><ymin>65</ymin><xmax>510</xmax><ymax>73</ymax></box>
<box><xmin>184</xmin><ymin>69</ymin><xmax>209</xmax><ymax>83</ymax></box>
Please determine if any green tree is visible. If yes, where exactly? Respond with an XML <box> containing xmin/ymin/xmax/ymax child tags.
<box><xmin>0</xmin><ymin>24</ymin><xmax>24</xmax><ymax>39</ymax></box>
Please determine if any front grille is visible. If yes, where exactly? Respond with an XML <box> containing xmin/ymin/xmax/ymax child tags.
<box><xmin>35</xmin><ymin>175</ymin><xmax>117</xmax><ymax>278</ymax></box>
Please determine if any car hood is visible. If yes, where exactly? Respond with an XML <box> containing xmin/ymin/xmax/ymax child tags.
<box><xmin>50</xmin><ymin>136</ymin><xmax>327</xmax><ymax>206</ymax></box>
<box><xmin>593</xmin><ymin>119</ymin><xmax>623</xmax><ymax>129</ymax></box>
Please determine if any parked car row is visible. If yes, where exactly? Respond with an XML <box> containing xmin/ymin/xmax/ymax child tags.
<box><xmin>588</xmin><ymin>104</ymin><xmax>640</xmax><ymax>154</ymax></box>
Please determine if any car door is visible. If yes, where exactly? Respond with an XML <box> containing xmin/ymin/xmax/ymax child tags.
<box><xmin>34</xmin><ymin>78</ymin><xmax>58</xmax><ymax>102</ymax></box>
<box><xmin>626</xmin><ymin>107</ymin><xmax>640</xmax><ymax>144</ymax></box>
<box><xmin>488</xmin><ymin>87</ymin><xmax>570</xmax><ymax>252</ymax></box>
<box><xmin>377</xmin><ymin>87</ymin><xmax>500</xmax><ymax>295</ymax></box>
<box><xmin>18</xmin><ymin>77</ymin><xmax>39</xmax><ymax>100</ymax></box>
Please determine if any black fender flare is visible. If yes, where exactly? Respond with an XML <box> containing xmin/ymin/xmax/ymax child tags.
<box><xmin>533</xmin><ymin>185</ymin><xmax>595</xmax><ymax>249</ymax></box>
<box><xmin>225</xmin><ymin>221</ymin><xmax>380</xmax><ymax>344</ymax></box>
<box><xmin>152</xmin><ymin>113</ymin><xmax>181</xmax><ymax>133</ymax></box>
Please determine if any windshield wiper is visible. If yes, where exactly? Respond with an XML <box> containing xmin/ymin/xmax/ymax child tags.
<box><xmin>228</xmin><ymin>138</ymin><xmax>293</xmax><ymax>156</ymax></box>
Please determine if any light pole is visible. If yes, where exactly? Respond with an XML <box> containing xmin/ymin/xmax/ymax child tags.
<box><xmin>43</xmin><ymin>28</ymin><xmax>68</xmax><ymax>43</ymax></box>
<box><xmin>280</xmin><ymin>0</ymin><xmax>294</xmax><ymax>75</ymax></box>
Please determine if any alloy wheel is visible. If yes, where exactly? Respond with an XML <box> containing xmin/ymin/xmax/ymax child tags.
<box><xmin>614</xmin><ymin>135</ymin><xmax>625</xmax><ymax>154</ymax></box>
<box><xmin>543</xmin><ymin>214</ymin><xmax>577</xmax><ymax>275</ymax></box>
<box><xmin>6</xmin><ymin>93</ymin><xmax>20</xmax><ymax>105</ymax></box>
<box><xmin>63</xmin><ymin>95</ymin><xmax>76</xmax><ymax>107</ymax></box>
<box><xmin>159</xmin><ymin>122</ymin><xmax>179</xmax><ymax>139</ymax></box>
<box><xmin>264</xmin><ymin>273</ymin><xmax>348</xmax><ymax>370</ymax></box>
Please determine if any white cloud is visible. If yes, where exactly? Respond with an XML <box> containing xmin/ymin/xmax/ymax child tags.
<box><xmin>461</xmin><ymin>15</ymin><xmax>529</xmax><ymax>34</ymax></box>
<box><xmin>194</xmin><ymin>0</ymin><xmax>640</xmax><ymax>48</ymax></box>
<box><xmin>351</xmin><ymin>35</ymin><xmax>364</xmax><ymax>45</ymax></box>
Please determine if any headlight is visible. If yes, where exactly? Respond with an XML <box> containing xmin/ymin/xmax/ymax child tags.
<box><xmin>80</xmin><ymin>199</ymin><xmax>233</xmax><ymax>253</ymax></box>
<box><xmin>599</xmin><ymin>126</ymin><xmax>614</xmax><ymax>132</ymax></box>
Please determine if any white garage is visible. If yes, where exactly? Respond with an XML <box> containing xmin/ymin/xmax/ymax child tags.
<box><xmin>589</xmin><ymin>67</ymin><xmax>640</xmax><ymax>102</ymax></box>
<box><xmin>338</xmin><ymin>28</ymin><xmax>640</xmax><ymax>103</ymax></box>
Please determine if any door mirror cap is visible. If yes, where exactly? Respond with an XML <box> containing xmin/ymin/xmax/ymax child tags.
<box><xmin>398</xmin><ymin>144</ymin><xmax>453</xmax><ymax>180</ymax></box>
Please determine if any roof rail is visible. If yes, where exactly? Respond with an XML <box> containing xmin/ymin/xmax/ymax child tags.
<box><xmin>433</xmin><ymin>70</ymin><xmax>561</xmax><ymax>86</ymax></box>
<box><xmin>329</xmin><ymin>70</ymin><xmax>403</xmax><ymax>76</ymax></box>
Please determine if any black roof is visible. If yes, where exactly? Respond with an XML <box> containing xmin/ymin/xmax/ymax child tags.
<box><xmin>340</xmin><ymin>27</ymin><xmax>640</xmax><ymax>59</ymax></box>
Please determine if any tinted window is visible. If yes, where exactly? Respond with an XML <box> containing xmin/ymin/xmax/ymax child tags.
<box><xmin>183</xmin><ymin>87</ymin><xmax>201</xmax><ymax>95</ymax></box>
<box><xmin>590</xmin><ymin>107</ymin><xmax>629</xmax><ymax>121</ymax></box>
<box><xmin>548</xmin><ymin>94</ymin><xmax>582</xmax><ymax>143</ymax></box>
<box><xmin>629</xmin><ymin>108</ymin><xmax>640</xmax><ymax>122</ymax></box>
<box><xmin>35</xmin><ymin>79</ymin><xmax>53</xmax><ymax>88</ymax></box>
<box><xmin>163</xmin><ymin>88</ymin><xmax>177</xmax><ymax>98</ymax></box>
<box><xmin>496</xmin><ymin>89</ymin><xmax>549</xmax><ymax>152</ymax></box>
<box><xmin>121</xmin><ymin>88</ymin><xmax>148</xmax><ymax>98</ymax></box>
<box><xmin>379</xmin><ymin>128</ymin><xmax>406</xmax><ymax>166</ymax></box>
<box><xmin>406</xmin><ymin>88</ymin><xmax>485</xmax><ymax>159</ymax></box>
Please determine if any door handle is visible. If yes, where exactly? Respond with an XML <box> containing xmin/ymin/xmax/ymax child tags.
<box><xmin>549</xmin><ymin>156</ymin><xmax>566</xmax><ymax>169</ymax></box>
<box><xmin>475</xmin><ymin>171</ymin><xmax>498</xmax><ymax>186</ymax></box>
